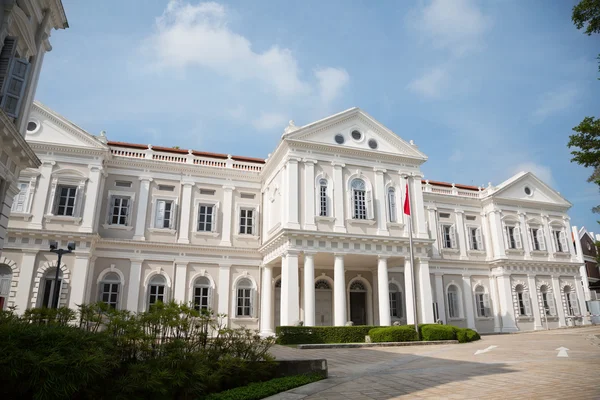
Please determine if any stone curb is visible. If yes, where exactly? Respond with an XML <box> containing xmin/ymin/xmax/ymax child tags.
<box><xmin>297</xmin><ymin>340</ymin><xmax>458</xmax><ymax>349</ymax></box>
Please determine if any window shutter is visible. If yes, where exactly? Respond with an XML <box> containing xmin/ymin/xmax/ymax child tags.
<box><xmin>483</xmin><ymin>293</ymin><xmax>490</xmax><ymax>317</ymax></box>
<box><xmin>155</xmin><ymin>200</ymin><xmax>165</xmax><ymax>228</ymax></box>
<box><xmin>529</xmin><ymin>229</ymin><xmax>535</xmax><ymax>249</ymax></box>
<box><xmin>559</xmin><ymin>230</ymin><xmax>568</xmax><ymax>252</ymax></box>
<box><xmin>251</xmin><ymin>288</ymin><xmax>257</xmax><ymax>317</ymax></box>
<box><xmin>74</xmin><ymin>186</ymin><xmax>84</xmax><ymax>217</ymax></box>
<box><xmin>548</xmin><ymin>294</ymin><xmax>556</xmax><ymax>316</ymax></box>
<box><xmin>537</xmin><ymin>229</ymin><xmax>546</xmax><ymax>251</ymax></box>
<box><xmin>450</xmin><ymin>225</ymin><xmax>457</xmax><ymax>249</ymax></box>
<box><xmin>212</xmin><ymin>205</ymin><xmax>218</xmax><ymax>233</ymax></box>
<box><xmin>514</xmin><ymin>226</ymin><xmax>522</xmax><ymax>249</ymax></box>
<box><xmin>0</xmin><ymin>57</ymin><xmax>30</xmax><ymax>118</ymax></box>
<box><xmin>170</xmin><ymin>202</ymin><xmax>178</xmax><ymax>229</ymax></box>
<box><xmin>503</xmin><ymin>225</ymin><xmax>510</xmax><ymax>249</ymax></box>
<box><xmin>524</xmin><ymin>293</ymin><xmax>532</xmax><ymax>316</ymax></box>
<box><xmin>0</xmin><ymin>37</ymin><xmax>17</xmax><ymax>98</ymax></box>
<box><xmin>572</xmin><ymin>297</ymin><xmax>580</xmax><ymax>315</ymax></box>
<box><xmin>366</xmin><ymin>189</ymin><xmax>373</xmax><ymax>219</ymax></box>
<box><xmin>125</xmin><ymin>197</ymin><xmax>133</xmax><ymax>225</ymax></box>
<box><xmin>107</xmin><ymin>196</ymin><xmax>115</xmax><ymax>223</ymax></box>
<box><xmin>476</xmin><ymin>227</ymin><xmax>483</xmax><ymax>250</ymax></box>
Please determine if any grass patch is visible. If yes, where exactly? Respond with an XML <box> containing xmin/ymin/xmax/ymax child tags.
<box><xmin>204</xmin><ymin>374</ymin><xmax>324</xmax><ymax>400</ymax></box>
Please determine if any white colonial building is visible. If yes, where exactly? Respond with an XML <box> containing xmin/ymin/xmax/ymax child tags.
<box><xmin>0</xmin><ymin>102</ymin><xmax>589</xmax><ymax>333</ymax></box>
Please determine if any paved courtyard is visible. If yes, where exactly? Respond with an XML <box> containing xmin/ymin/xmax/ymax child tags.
<box><xmin>267</xmin><ymin>326</ymin><xmax>600</xmax><ymax>399</ymax></box>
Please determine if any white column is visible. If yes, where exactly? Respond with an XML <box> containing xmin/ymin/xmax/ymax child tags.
<box><xmin>434</xmin><ymin>273</ymin><xmax>446</xmax><ymax>323</ymax></box>
<box><xmin>519</xmin><ymin>212</ymin><xmax>532</xmax><ymax>259</ymax></box>
<box><xmin>68</xmin><ymin>255</ymin><xmax>91</xmax><ymax>309</ymax></box>
<box><xmin>218</xmin><ymin>264</ymin><xmax>231</xmax><ymax>322</ymax></box>
<box><xmin>417</xmin><ymin>259</ymin><xmax>435</xmax><ymax>323</ymax></box>
<box><xmin>332</xmin><ymin>162</ymin><xmax>346</xmax><ymax>233</ymax></box>
<box><xmin>303</xmin><ymin>160</ymin><xmax>317</xmax><ymax>230</ymax></box>
<box><xmin>81</xmin><ymin>166</ymin><xmax>103</xmax><ymax>233</ymax></box>
<box><xmin>527</xmin><ymin>274</ymin><xmax>543</xmax><ymax>330</ymax></box>
<box><xmin>572</xmin><ymin>225</ymin><xmax>591</xmax><ymax>301</ymax></box>
<box><xmin>573</xmin><ymin>272</ymin><xmax>589</xmax><ymax>324</ymax></box>
<box><xmin>30</xmin><ymin>161</ymin><xmax>55</xmax><ymax>229</ymax></box>
<box><xmin>173</xmin><ymin>261</ymin><xmax>188</xmax><ymax>303</ymax></box>
<box><xmin>374</xmin><ymin>168</ymin><xmax>389</xmax><ymax>236</ymax></box>
<box><xmin>488</xmin><ymin>209</ymin><xmax>506</xmax><ymax>259</ymax></box>
<box><xmin>404</xmin><ymin>257</ymin><xmax>416</xmax><ymax>325</ymax></box>
<box><xmin>260</xmin><ymin>265</ymin><xmax>274</xmax><ymax>336</ymax></box>
<box><xmin>83</xmin><ymin>258</ymin><xmax>97</xmax><ymax>304</ymax></box>
<box><xmin>489</xmin><ymin>276</ymin><xmax>502</xmax><ymax>332</ymax></box>
<box><xmin>496</xmin><ymin>272</ymin><xmax>518</xmax><ymax>332</ymax></box>
<box><xmin>286</xmin><ymin>159</ymin><xmax>300</xmax><ymax>229</ymax></box>
<box><xmin>462</xmin><ymin>275</ymin><xmax>476</xmax><ymax>329</ymax></box>
<box><xmin>542</xmin><ymin>214</ymin><xmax>555</xmax><ymax>261</ymax></box>
<box><xmin>14</xmin><ymin>250</ymin><xmax>37</xmax><ymax>313</ymax></box>
<box><xmin>551</xmin><ymin>275</ymin><xmax>566</xmax><ymax>327</ymax></box>
<box><xmin>377</xmin><ymin>256</ymin><xmax>391</xmax><ymax>326</ymax></box>
<box><xmin>303</xmin><ymin>252</ymin><xmax>316</xmax><ymax>326</ymax></box>
<box><xmin>454</xmin><ymin>210</ymin><xmax>468</xmax><ymax>259</ymax></box>
<box><xmin>219</xmin><ymin>185</ymin><xmax>234</xmax><ymax>246</ymax></box>
<box><xmin>280</xmin><ymin>251</ymin><xmax>300</xmax><ymax>325</ymax></box>
<box><xmin>481</xmin><ymin>212</ymin><xmax>494</xmax><ymax>260</ymax></box>
<box><xmin>334</xmin><ymin>254</ymin><xmax>346</xmax><ymax>326</ymax></box>
<box><xmin>133</xmin><ymin>177</ymin><xmax>152</xmax><ymax>240</ymax></box>
<box><xmin>409</xmin><ymin>174</ymin><xmax>428</xmax><ymax>239</ymax></box>
<box><xmin>427</xmin><ymin>206</ymin><xmax>440</xmax><ymax>257</ymax></box>
<box><xmin>126</xmin><ymin>259</ymin><xmax>143</xmax><ymax>312</ymax></box>
<box><xmin>177</xmin><ymin>182</ymin><xmax>194</xmax><ymax>244</ymax></box>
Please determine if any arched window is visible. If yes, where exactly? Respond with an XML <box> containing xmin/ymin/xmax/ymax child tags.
<box><xmin>539</xmin><ymin>285</ymin><xmax>556</xmax><ymax>316</ymax></box>
<box><xmin>315</xmin><ymin>279</ymin><xmax>331</xmax><ymax>289</ymax></box>
<box><xmin>148</xmin><ymin>275</ymin><xmax>166</xmax><ymax>309</ymax></box>
<box><xmin>351</xmin><ymin>179</ymin><xmax>367</xmax><ymax>220</ymax></box>
<box><xmin>319</xmin><ymin>179</ymin><xmax>329</xmax><ymax>217</ymax></box>
<box><xmin>236</xmin><ymin>278</ymin><xmax>254</xmax><ymax>317</ymax></box>
<box><xmin>0</xmin><ymin>265</ymin><xmax>12</xmax><ymax>310</ymax></box>
<box><xmin>389</xmin><ymin>282</ymin><xmax>403</xmax><ymax>318</ymax></box>
<box><xmin>99</xmin><ymin>272</ymin><xmax>121</xmax><ymax>309</ymax></box>
<box><xmin>40</xmin><ymin>268</ymin><xmax>63</xmax><ymax>308</ymax></box>
<box><xmin>447</xmin><ymin>284</ymin><xmax>461</xmax><ymax>318</ymax></box>
<box><xmin>564</xmin><ymin>286</ymin><xmax>580</xmax><ymax>316</ymax></box>
<box><xmin>474</xmin><ymin>286</ymin><xmax>489</xmax><ymax>318</ymax></box>
<box><xmin>514</xmin><ymin>284</ymin><xmax>531</xmax><ymax>316</ymax></box>
<box><xmin>193</xmin><ymin>276</ymin><xmax>212</xmax><ymax>311</ymax></box>
<box><xmin>387</xmin><ymin>188</ymin><xmax>397</xmax><ymax>222</ymax></box>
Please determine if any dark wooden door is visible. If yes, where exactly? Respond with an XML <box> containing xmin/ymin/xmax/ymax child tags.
<box><xmin>350</xmin><ymin>292</ymin><xmax>366</xmax><ymax>325</ymax></box>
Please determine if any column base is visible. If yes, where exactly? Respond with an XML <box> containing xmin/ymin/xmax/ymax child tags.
<box><xmin>501</xmin><ymin>326</ymin><xmax>519</xmax><ymax>333</ymax></box>
<box><xmin>133</xmin><ymin>235</ymin><xmax>146</xmax><ymax>241</ymax></box>
<box><xmin>177</xmin><ymin>238</ymin><xmax>190</xmax><ymax>244</ymax></box>
<box><xmin>219</xmin><ymin>240</ymin><xmax>232</xmax><ymax>246</ymax></box>
<box><xmin>29</xmin><ymin>222</ymin><xmax>42</xmax><ymax>229</ymax></box>
<box><xmin>260</xmin><ymin>329</ymin><xmax>275</xmax><ymax>338</ymax></box>
<box><xmin>376</xmin><ymin>229</ymin><xmax>390</xmax><ymax>236</ymax></box>
<box><xmin>286</xmin><ymin>222</ymin><xmax>301</xmax><ymax>229</ymax></box>
<box><xmin>334</xmin><ymin>226</ymin><xmax>347</xmax><ymax>233</ymax></box>
<box><xmin>304</xmin><ymin>224</ymin><xmax>317</xmax><ymax>231</ymax></box>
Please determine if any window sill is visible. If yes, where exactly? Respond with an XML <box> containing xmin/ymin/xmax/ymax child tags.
<box><xmin>10</xmin><ymin>212</ymin><xmax>32</xmax><ymax>221</ymax></box>
<box><xmin>346</xmin><ymin>218</ymin><xmax>376</xmax><ymax>225</ymax></box>
<box><xmin>553</xmin><ymin>252</ymin><xmax>571</xmax><ymax>258</ymax></box>
<box><xmin>517</xmin><ymin>316</ymin><xmax>534</xmax><ymax>321</ymax></box>
<box><xmin>315</xmin><ymin>216</ymin><xmax>336</xmax><ymax>222</ymax></box>
<box><xmin>476</xmin><ymin>316</ymin><xmax>494</xmax><ymax>321</ymax></box>
<box><xmin>234</xmin><ymin>234</ymin><xmax>259</xmax><ymax>241</ymax></box>
<box><xmin>467</xmin><ymin>250</ymin><xmax>486</xmax><ymax>256</ymax></box>
<box><xmin>102</xmin><ymin>223</ymin><xmax>133</xmax><ymax>231</ymax></box>
<box><xmin>441</xmin><ymin>248</ymin><xmax>460</xmax><ymax>254</ymax></box>
<box><xmin>45</xmin><ymin>215</ymin><xmax>82</xmax><ymax>224</ymax></box>
<box><xmin>531</xmin><ymin>250</ymin><xmax>549</xmax><ymax>256</ymax></box>
<box><xmin>148</xmin><ymin>228</ymin><xmax>177</xmax><ymax>235</ymax></box>
<box><xmin>231</xmin><ymin>317</ymin><xmax>259</xmax><ymax>322</ymax></box>
<box><xmin>506</xmin><ymin>248</ymin><xmax>525</xmax><ymax>255</ymax></box>
<box><xmin>386</xmin><ymin>222</ymin><xmax>405</xmax><ymax>229</ymax></box>
<box><xmin>194</xmin><ymin>231</ymin><xmax>219</xmax><ymax>238</ymax></box>
<box><xmin>448</xmin><ymin>317</ymin><xmax>465</xmax><ymax>321</ymax></box>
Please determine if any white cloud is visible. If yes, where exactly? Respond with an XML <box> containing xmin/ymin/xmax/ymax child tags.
<box><xmin>252</xmin><ymin>112</ymin><xmax>288</xmax><ymax>131</ymax></box>
<box><xmin>407</xmin><ymin>67</ymin><xmax>448</xmax><ymax>99</ymax></box>
<box><xmin>532</xmin><ymin>84</ymin><xmax>579</xmax><ymax>123</ymax></box>
<box><xmin>415</xmin><ymin>0</ymin><xmax>490</xmax><ymax>56</ymax></box>
<box><xmin>513</xmin><ymin>162</ymin><xmax>555</xmax><ymax>187</ymax></box>
<box><xmin>144</xmin><ymin>0</ymin><xmax>349</xmax><ymax>102</ymax></box>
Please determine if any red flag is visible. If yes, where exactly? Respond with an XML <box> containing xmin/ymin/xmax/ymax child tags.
<box><xmin>403</xmin><ymin>183</ymin><xmax>411</xmax><ymax>215</ymax></box>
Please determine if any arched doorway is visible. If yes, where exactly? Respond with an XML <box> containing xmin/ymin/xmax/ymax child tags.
<box><xmin>349</xmin><ymin>280</ymin><xmax>367</xmax><ymax>325</ymax></box>
<box><xmin>274</xmin><ymin>278</ymin><xmax>281</xmax><ymax>327</ymax></box>
<box><xmin>315</xmin><ymin>279</ymin><xmax>333</xmax><ymax>326</ymax></box>
<box><xmin>0</xmin><ymin>264</ymin><xmax>12</xmax><ymax>310</ymax></box>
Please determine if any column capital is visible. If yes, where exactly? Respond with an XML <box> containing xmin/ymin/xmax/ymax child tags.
<box><xmin>454</xmin><ymin>209</ymin><xmax>465</xmax><ymax>214</ymax></box>
<box><xmin>129</xmin><ymin>258</ymin><xmax>144</xmax><ymax>264</ymax></box>
<box><xmin>21</xmin><ymin>248</ymin><xmax>39</xmax><ymax>255</ymax></box>
<box><xmin>331</xmin><ymin>161</ymin><xmax>345</xmax><ymax>168</ymax></box>
<box><xmin>261</xmin><ymin>264</ymin><xmax>273</xmax><ymax>270</ymax></box>
<box><xmin>218</xmin><ymin>263</ymin><xmax>232</xmax><ymax>268</ymax></box>
<box><xmin>373</xmin><ymin>167</ymin><xmax>387</xmax><ymax>174</ymax></box>
<box><xmin>377</xmin><ymin>255</ymin><xmax>389</xmax><ymax>261</ymax></box>
<box><xmin>222</xmin><ymin>185</ymin><xmax>235</xmax><ymax>191</ymax></box>
<box><xmin>434</xmin><ymin>271</ymin><xmax>444</xmax><ymax>277</ymax></box>
<box><xmin>517</xmin><ymin>211</ymin><xmax>527</xmax><ymax>217</ymax></box>
<box><xmin>283</xmin><ymin>249</ymin><xmax>300</xmax><ymax>257</ymax></box>
<box><xmin>181</xmin><ymin>181</ymin><xmax>195</xmax><ymax>187</ymax></box>
<box><xmin>41</xmin><ymin>160</ymin><xmax>56</xmax><ymax>167</ymax></box>
<box><xmin>303</xmin><ymin>250</ymin><xmax>317</xmax><ymax>257</ymax></box>
<box><xmin>287</xmin><ymin>157</ymin><xmax>302</xmax><ymax>164</ymax></box>
<box><xmin>174</xmin><ymin>260</ymin><xmax>189</xmax><ymax>266</ymax></box>
<box><xmin>562</xmin><ymin>215</ymin><xmax>571</xmax><ymax>222</ymax></box>
<box><xmin>427</xmin><ymin>205</ymin><xmax>437</xmax><ymax>211</ymax></box>
<box><xmin>462</xmin><ymin>273</ymin><xmax>472</xmax><ymax>278</ymax></box>
<box><xmin>333</xmin><ymin>252</ymin><xmax>345</xmax><ymax>259</ymax></box>
<box><xmin>303</xmin><ymin>158</ymin><xmax>318</xmax><ymax>165</ymax></box>
<box><xmin>139</xmin><ymin>176</ymin><xmax>153</xmax><ymax>182</ymax></box>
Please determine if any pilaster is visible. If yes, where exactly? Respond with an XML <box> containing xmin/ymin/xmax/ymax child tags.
<box><xmin>303</xmin><ymin>252</ymin><xmax>316</xmax><ymax>326</ymax></box>
<box><xmin>454</xmin><ymin>209</ymin><xmax>468</xmax><ymax>259</ymax></box>
<box><xmin>417</xmin><ymin>259</ymin><xmax>435</xmax><ymax>323</ymax></box>
<box><xmin>409</xmin><ymin>173</ymin><xmax>427</xmax><ymax>239</ymax></box>
<box><xmin>219</xmin><ymin>185</ymin><xmax>235</xmax><ymax>246</ymax></box>
<box><xmin>68</xmin><ymin>255</ymin><xmax>91</xmax><ymax>309</ymax></box>
<box><xmin>285</xmin><ymin>159</ymin><xmax>300</xmax><ymax>229</ymax></box>
<box><xmin>518</xmin><ymin>212</ymin><xmax>532</xmax><ymax>260</ymax></box>
<box><xmin>488</xmin><ymin>209</ymin><xmax>506</xmax><ymax>259</ymax></box>
<box><xmin>81</xmin><ymin>166</ymin><xmax>104</xmax><ymax>233</ymax></box>
<box><xmin>332</xmin><ymin>162</ymin><xmax>346</xmax><ymax>233</ymax></box>
<box><xmin>218</xmin><ymin>263</ymin><xmax>231</xmax><ymax>325</ymax></box>
<box><xmin>14</xmin><ymin>250</ymin><xmax>37</xmax><ymax>313</ymax></box>
<box><xmin>374</xmin><ymin>168</ymin><xmax>389</xmax><ymax>236</ymax></box>
<box><xmin>30</xmin><ymin>161</ymin><xmax>54</xmax><ymax>229</ymax></box>
<box><xmin>488</xmin><ymin>275</ymin><xmax>502</xmax><ymax>332</ymax></box>
<box><xmin>434</xmin><ymin>273</ymin><xmax>446</xmax><ymax>323</ymax></box>
<box><xmin>551</xmin><ymin>275</ymin><xmax>566</xmax><ymax>327</ymax></box>
<box><xmin>404</xmin><ymin>257</ymin><xmax>416</xmax><ymax>325</ymax></box>
<box><xmin>280</xmin><ymin>251</ymin><xmax>300</xmax><ymax>326</ymax></box>
<box><xmin>462</xmin><ymin>274</ymin><xmax>476</xmax><ymax>329</ymax></box>
<box><xmin>126</xmin><ymin>259</ymin><xmax>143</xmax><ymax>312</ymax></box>
<box><xmin>133</xmin><ymin>177</ymin><xmax>152</xmax><ymax>240</ymax></box>
<box><xmin>334</xmin><ymin>253</ymin><xmax>346</xmax><ymax>326</ymax></box>
<box><xmin>260</xmin><ymin>265</ymin><xmax>274</xmax><ymax>336</ymax></box>
<box><xmin>496</xmin><ymin>272</ymin><xmax>518</xmax><ymax>332</ymax></box>
<box><xmin>303</xmin><ymin>159</ymin><xmax>317</xmax><ymax>230</ymax></box>
<box><xmin>173</xmin><ymin>261</ymin><xmax>188</xmax><ymax>303</ymax></box>
<box><xmin>427</xmin><ymin>206</ymin><xmax>440</xmax><ymax>257</ymax></box>
<box><xmin>527</xmin><ymin>274</ymin><xmax>543</xmax><ymax>330</ymax></box>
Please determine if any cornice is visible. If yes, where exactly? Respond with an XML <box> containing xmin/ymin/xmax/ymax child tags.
<box><xmin>0</xmin><ymin>110</ymin><xmax>39</xmax><ymax>168</ymax></box>
<box><xmin>29</xmin><ymin>141</ymin><xmax>109</xmax><ymax>157</ymax></box>
<box><xmin>96</xmin><ymin>238</ymin><xmax>263</xmax><ymax>256</ymax></box>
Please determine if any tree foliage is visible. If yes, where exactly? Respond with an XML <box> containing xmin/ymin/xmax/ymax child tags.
<box><xmin>572</xmin><ymin>0</ymin><xmax>600</xmax><ymax>36</ymax></box>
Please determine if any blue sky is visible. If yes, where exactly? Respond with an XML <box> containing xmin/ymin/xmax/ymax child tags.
<box><xmin>40</xmin><ymin>0</ymin><xmax>599</xmax><ymax>229</ymax></box>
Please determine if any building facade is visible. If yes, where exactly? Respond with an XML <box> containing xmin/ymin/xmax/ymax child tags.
<box><xmin>0</xmin><ymin>0</ymin><xmax>68</xmax><ymax>255</ymax></box>
<box><xmin>0</xmin><ymin>103</ymin><xmax>589</xmax><ymax>332</ymax></box>
<box><xmin>573</xmin><ymin>227</ymin><xmax>600</xmax><ymax>299</ymax></box>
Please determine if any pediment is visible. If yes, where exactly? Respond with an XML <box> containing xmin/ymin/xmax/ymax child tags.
<box><xmin>282</xmin><ymin>108</ymin><xmax>427</xmax><ymax>161</ymax></box>
<box><xmin>25</xmin><ymin>101</ymin><xmax>108</xmax><ymax>151</ymax></box>
<box><xmin>490</xmin><ymin>172</ymin><xmax>571</xmax><ymax>207</ymax></box>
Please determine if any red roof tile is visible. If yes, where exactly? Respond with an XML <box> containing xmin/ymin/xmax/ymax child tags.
<box><xmin>422</xmin><ymin>179</ymin><xmax>480</xmax><ymax>191</ymax></box>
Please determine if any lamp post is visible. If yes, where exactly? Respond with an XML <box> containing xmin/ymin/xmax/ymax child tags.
<box><xmin>49</xmin><ymin>241</ymin><xmax>75</xmax><ymax>309</ymax></box>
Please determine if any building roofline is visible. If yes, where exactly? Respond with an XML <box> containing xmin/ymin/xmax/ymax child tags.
<box><xmin>422</xmin><ymin>179</ymin><xmax>480</xmax><ymax>191</ymax></box>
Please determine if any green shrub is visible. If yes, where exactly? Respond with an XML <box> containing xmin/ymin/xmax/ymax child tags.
<box><xmin>454</xmin><ymin>327</ymin><xmax>480</xmax><ymax>343</ymax></box>
<box><xmin>420</xmin><ymin>324</ymin><xmax>456</xmax><ymax>341</ymax></box>
<box><xmin>275</xmin><ymin>326</ymin><xmax>376</xmax><ymax>345</ymax></box>
<box><xmin>205</xmin><ymin>374</ymin><xmax>323</xmax><ymax>400</ymax></box>
<box><xmin>369</xmin><ymin>326</ymin><xmax>418</xmax><ymax>343</ymax></box>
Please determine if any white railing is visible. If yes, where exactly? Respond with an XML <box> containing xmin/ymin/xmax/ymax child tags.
<box><xmin>110</xmin><ymin>146</ymin><xmax>263</xmax><ymax>173</ymax></box>
<box><xmin>422</xmin><ymin>180</ymin><xmax>485</xmax><ymax>199</ymax></box>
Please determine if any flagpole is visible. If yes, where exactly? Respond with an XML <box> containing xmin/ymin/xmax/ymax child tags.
<box><xmin>406</xmin><ymin>176</ymin><xmax>419</xmax><ymax>339</ymax></box>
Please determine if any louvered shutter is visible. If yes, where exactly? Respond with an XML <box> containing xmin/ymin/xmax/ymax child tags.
<box><xmin>476</xmin><ymin>227</ymin><xmax>483</xmax><ymax>250</ymax></box>
<box><xmin>524</xmin><ymin>293</ymin><xmax>532</xmax><ymax>316</ymax></box>
<box><xmin>1</xmin><ymin>56</ymin><xmax>29</xmax><ymax>118</ymax></box>
<box><xmin>74</xmin><ymin>186</ymin><xmax>84</xmax><ymax>218</ymax></box>
<box><xmin>12</xmin><ymin>182</ymin><xmax>27</xmax><ymax>212</ymax></box>
<box><xmin>107</xmin><ymin>196</ymin><xmax>115</xmax><ymax>223</ymax></box>
<box><xmin>170</xmin><ymin>202</ymin><xmax>178</xmax><ymax>229</ymax></box>
<box><xmin>483</xmin><ymin>293</ymin><xmax>491</xmax><ymax>317</ymax></box>
<box><xmin>126</xmin><ymin>197</ymin><xmax>133</xmax><ymax>225</ymax></box>
<box><xmin>529</xmin><ymin>229</ymin><xmax>535</xmax><ymax>249</ymax></box>
<box><xmin>548</xmin><ymin>294</ymin><xmax>556</xmax><ymax>316</ymax></box>
<box><xmin>250</xmin><ymin>288</ymin><xmax>257</xmax><ymax>317</ymax></box>
<box><xmin>503</xmin><ymin>225</ymin><xmax>510</xmax><ymax>249</ymax></box>
<box><xmin>514</xmin><ymin>226</ymin><xmax>523</xmax><ymax>249</ymax></box>
<box><xmin>212</xmin><ymin>205</ymin><xmax>219</xmax><ymax>233</ymax></box>
<box><xmin>0</xmin><ymin>37</ymin><xmax>17</xmax><ymax>97</ymax></box>
<box><xmin>559</xmin><ymin>230</ymin><xmax>568</xmax><ymax>253</ymax></box>
<box><xmin>537</xmin><ymin>229</ymin><xmax>546</xmax><ymax>251</ymax></box>
<box><xmin>0</xmin><ymin>276</ymin><xmax>10</xmax><ymax>296</ymax></box>
<box><xmin>155</xmin><ymin>200</ymin><xmax>165</xmax><ymax>228</ymax></box>
<box><xmin>366</xmin><ymin>189</ymin><xmax>373</xmax><ymax>219</ymax></box>
<box><xmin>450</xmin><ymin>225</ymin><xmax>457</xmax><ymax>249</ymax></box>
<box><xmin>572</xmin><ymin>297</ymin><xmax>580</xmax><ymax>315</ymax></box>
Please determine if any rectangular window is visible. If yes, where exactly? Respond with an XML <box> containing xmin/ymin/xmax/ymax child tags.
<box><xmin>542</xmin><ymin>293</ymin><xmax>551</xmax><ymax>316</ymax></box>
<box><xmin>389</xmin><ymin>292</ymin><xmax>398</xmax><ymax>317</ymax></box>
<box><xmin>237</xmin><ymin>288</ymin><xmax>252</xmax><ymax>316</ymax></box>
<box><xmin>505</xmin><ymin>225</ymin><xmax>522</xmax><ymax>249</ymax></box>
<box><xmin>554</xmin><ymin>230</ymin><xmax>567</xmax><ymax>252</ymax></box>
<box><xmin>239</xmin><ymin>208</ymin><xmax>254</xmax><ymax>234</ymax></box>
<box><xmin>115</xmin><ymin>181</ymin><xmax>132</xmax><ymax>188</ymax></box>
<box><xmin>101</xmin><ymin>283</ymin><xmax>119</xmax><ymax>309</ymax></box>
<box><xmin>155</xmin><ymin>200</ymin><xmax>174</xmax><ymax>229</ymax></box>
<box><xmin>517</xmin><ymin>292</ymin><xmax>526</xmax><ymax>316</ymax></box>
<box><xmin>475</xmin><ymin>293</ymin><xmax>486</xmax><ymax>317</ymax></box>
<box><xmin>199</xmin><ymin>188</ymin><xmax>215</xmax><ymax>196</ymax></box>
<box><xmin>197</xmin><ymin>204</ymin><xmax>214</xmax><ymax>232</ymax></box>
<box><xmin>11</xmin><ymin>181</ymin><xmax>28</xmax><ymax>212</ymax></box>
<box><xmin>531</xmin><ymin>228</ymin><xmax>540</xmax><ymax>250</ymax></box>
<box><xmin>193</xmin><ymin>287</ymin><xmax>210</xmax><ymax>311</ymax></box>
<box><xmin>508</xmin><ymin>226</ymin><xmax>516</xmax><ymax>249</ymax></box>
<box><xmin>55</xmin><ymin>185</ymin><xmax>77</xmax><ymax>216</ymax></box>
<box><xmin>468</xmin><ymin>227</ymin><xmax>482</xmax><ymax>250</ymax></box>
<box><xmin>442</xmin><ymin>225</ymin><xmax>454</xmax><ymax>249</ymax></box>
<box><xmin>148</xmin><ymin>285</ymin><xmax>165</xmax><ymax>307</ymax></box>
<box><xmin>319</xmin><ymin>185</ymin><xmax>328</xmax><ymax>217</ymax></box>
<box><xmin>158</xmin><ymin>184</ymin><xmax>174</xmax><ymax>191</ymax></box>
<box><xmin>41</xmin><ymin>278</ymin><xmax>61</xmax><ymax>308</ymax></box>
<box><xmin>353</xmin><ymin>189</ymin><xmax>367</xmax><ymax>219</ymax></box>
<box><xmin>109</xmin><ymin>196</ymin><xmax>130</xmax><ymax>225</ymax></box>
<box><xmin>447</xmin><ymin>291</ymin><xmax>458</xmax><ymax>318</ymax></box>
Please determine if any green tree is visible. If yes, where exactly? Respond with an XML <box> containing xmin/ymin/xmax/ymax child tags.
<box><xmin>568</xmin><ymin>0</ymin><xmax>600</xmax><ymax>217</ymax></box>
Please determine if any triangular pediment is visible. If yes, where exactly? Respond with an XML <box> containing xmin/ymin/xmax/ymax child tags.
<box><xmin>25</xmin><ymin>101</ymin><xmax>108</xmax><ymax>151</ymax></box>
<box><xmin>490</xmin><ymin>172</ymin><xmax>571</xmax><ymax>207</ymax></box>
<box><xmin>282</xmin><ymin>108</ymin><xmax>427</xmax><ymax>161</ymax></box>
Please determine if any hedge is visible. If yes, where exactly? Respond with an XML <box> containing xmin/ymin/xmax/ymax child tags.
<box><xmin>204</xmin><ymin>374</ymin><xmax>323</xmax><ymax>400</ymax></box>
<box><xmin>369</xmin><ymin>326</ymin><xmax>418</xmax><ymax>343</ymax></box>
<box><xmin>275</xmin><ymin>326</ymin><xmax>376</xmax><ymax>345</ymax></box>
<box><xmin>455</xmin><ymin>327</ymin><xmax>480</xmax><ymax>343</ymax></box>
<box><xmin>420</xmin><ymin>324</ymin><xmax>456</xmax><ymax>341</ymax></box>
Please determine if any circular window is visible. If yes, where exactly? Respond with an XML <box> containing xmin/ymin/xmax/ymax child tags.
<box><xmin>524</xmin><ymin>186</ymin><xmax>532</xmax><ymax>196</ymax></box>
<box><xmin>368</xmin><ymin>139</ymin><xmax>378</xmax><ymax>149</ymax></box>
<box><xmin>334</xmin><ymin>134</ymin><xmax>345</xmax><ymax>144</ymax></box>
<box><xmin>26</xmin><ymin>121</ymin><xmax>38</xmax><ymax>132</ymax></box>
<box><xmin>351</xmin><ymin>130</ymin><xmax>362</xmax><ymax>141</ymax></box>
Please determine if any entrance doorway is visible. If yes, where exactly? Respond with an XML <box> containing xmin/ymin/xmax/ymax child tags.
<box><xmin>349</xmin><ymin>280</ymin><xmax>367</xmax><ymax>325</ymax></box>
<box><xmin>315</xmin><ymin>279</ymin><xmax>332</xmax><ymax>326</ymax></box>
